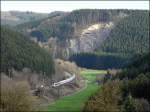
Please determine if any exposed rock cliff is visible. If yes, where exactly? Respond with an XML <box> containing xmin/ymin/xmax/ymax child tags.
<box><xmin>37</xmin><ymin>22</ymin><xmax>114</xmax><ymax>59</ymax></box>
<box><xmin>68</xmin><ymin>22</ymin><xmax>114</xmax><ymax>54</ymax></box>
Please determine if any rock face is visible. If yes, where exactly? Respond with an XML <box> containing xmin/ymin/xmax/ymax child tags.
<box><xmin>45</xmin><ymin>22</ymin><xmax>114</xmax><ymax>59</ymax></box>
<box><xmin>68</xmin><ymin>22</ymin><xmax>114</xmax><ymax>54</ymax></box>
<box><xmin>32</xmin><ymin>22</ymin><xmax>114</xmax><ymax>59</ymax></box>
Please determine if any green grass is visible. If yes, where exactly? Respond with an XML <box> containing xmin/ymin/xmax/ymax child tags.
<box><xmin>81</xmin><ymin>70</ymin><xmax>106</xmax><ymax>82</ymax></box>
<box><xmin>47</xmin><ymin>69</ymin><xmax>106</xmax><ymax>112</ymax></box>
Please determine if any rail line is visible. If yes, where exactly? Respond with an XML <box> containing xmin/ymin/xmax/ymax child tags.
<box><xmin>52</xmin><ymin>72</ymin><xmax>76</xmax><ymax>87</ymax></box>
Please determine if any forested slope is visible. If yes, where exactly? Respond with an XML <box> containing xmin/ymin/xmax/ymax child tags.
<box><xmin>101</xmin><ymin>11</ymin><xmax>149</xmax><ymax>54</ymax></box>
<box><xmin>12</xmin><ymin>10</ymin><xmax>149</xmax><ymax>70</ymax></box>
<box><xmin>16</xmin><ymin>10</ymin><xmax>149</xmax><ymax>49</ymax></box>
<box><xmin>1</xmin><ymin>27</ymin><xmax>55</xmax><ymax>76</ymax></box>
<box><xmin>16</xmin><ymin>11</ymin><xmax>68</xmax><ymax>42</ymax></box>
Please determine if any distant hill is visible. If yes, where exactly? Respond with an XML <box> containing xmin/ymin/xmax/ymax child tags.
<box><xmin>16</xmin><ymin>11</ymin><xmax>67</xmax><ymax>42</ymax></box>
<box><xmin>1</xmin><ymin>11</ymin><xmax>49</xmax><ymax>26</ymax></box>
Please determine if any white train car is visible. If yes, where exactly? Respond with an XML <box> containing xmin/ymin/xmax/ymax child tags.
<box><xmin>52</xmin><ymin>73</ymin><xmax>75</xmax><ymax>87</ymax></box>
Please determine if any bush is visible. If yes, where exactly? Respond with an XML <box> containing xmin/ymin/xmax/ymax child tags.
<box><xmin>122</xmin><ymin>94</ymin><xmax>136</xmax><ymax>112</ymax></box>
<box><xmin>84</xmin><ymin>80</ymin><xmax>122</xmax><ymax>111</ymax></box>
<box><xmin>0</xmin><ymin>75</ymin><xmax>38</xmax><ymax>111</ymax></box>
<box><xmin>122</xmin><ymin>95</ymin><xmax>150</xmax><ymax>112</ymax></box>
<box><xmin>134</xmin><ymin>98</ymin><xmax>150</xmax><ymax>112</ymax></box>
<box><xmin>122</xmin><ymin>74</ymin><xmax>150</xmax><ymax>102</ymax></box>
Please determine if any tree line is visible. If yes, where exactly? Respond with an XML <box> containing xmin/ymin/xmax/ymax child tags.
<box><xmin>69</xmin><ymin>52</ymin><xmax>131</xmax><ymax>69</ymax></box>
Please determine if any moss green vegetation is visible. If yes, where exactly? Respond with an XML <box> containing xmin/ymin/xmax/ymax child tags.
<box><xmin>81</xmin><ymin>70</ymin><xmax>106</xmax><ymax>82</ymax></box>
<box><xmin>48</xmin><ymin>70</ymin><xmax>106</xmax><ymax>112</ymax></box>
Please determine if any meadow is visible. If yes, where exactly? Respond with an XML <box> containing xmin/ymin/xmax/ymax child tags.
<box><xmin>48</xmin><ymin>69</ymin><xmax>106</xmax><ymax>112</ymax></box>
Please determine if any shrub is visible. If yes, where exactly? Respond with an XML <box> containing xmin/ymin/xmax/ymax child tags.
<box><xmin>122</xmin><ymin>74</ymin><xmax>150</xmax><ymax>102</ymax></box>
<box><xmin>122</xmin><ymin>94</ymin><xmax>136</xmax><ymax>112</ymax></box>
<box><xmin>84</xmin><ymin>80</ymin><xmax>122</xmax><ymax>111</ymax></box>
<box><xmin>134</xmin><ymin>98</ymin><xmax>150</xmax><ymax>112</ymax></box>
<box><xmin>0</xmin><ymin>75</ymin><xmax>38</xmax><ymax>112</ymax></box>
<box><xmin>122</xmin><ymin>95</ymin><xmax>150</xmax><ymax>112</ymax></box>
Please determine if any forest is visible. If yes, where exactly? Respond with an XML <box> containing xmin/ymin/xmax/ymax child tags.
<box><xmin>1</xmin><ymin>27</ymin><xmax>55</xmax><ymax>76</ymax></box>
<box><xmin>101</xmin><ymin>11</ymin><xmax>149</xmax><ymax>55</ymax></box>
<box><xmin>69</xmin><ymin>10</ymin><xmax>149</xmax><ymax>69</ymax></box>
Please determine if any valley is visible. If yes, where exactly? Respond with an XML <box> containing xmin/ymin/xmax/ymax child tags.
<box><xmin>1</xmin><ymin>8</ymin><xmax>149</xmax><ymax>112</ymax></box>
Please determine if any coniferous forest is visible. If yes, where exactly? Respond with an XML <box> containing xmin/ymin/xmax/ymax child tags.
<box><xmin>101</xmin><ymin>11</ymin><xmax>149</xmax><ymax>54</ymax></box>
<box><xmin>1</xmin><ymin>27</ymin><xmax>55</xmax><ymax>76</ymax></box>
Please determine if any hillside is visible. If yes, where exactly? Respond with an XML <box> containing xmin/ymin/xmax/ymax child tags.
<box><xmin>69</xmin><ymin>10</ymin><xmax>149</xmax><ymax>69</ymax></box>
<box><xmin>101</xmin><ymin>11</ymin><xmax>149</xmax><ymax>55</ymax></box>
<box><xmin>1</xmin><ymin>27</ymin><xmax>55</xmax><ymax>76</ymax></box>
<box><xmin>16</xmin><ymin>9</ymin><xmax>129</xmax><ymax>41</ymax></box>
<box><xmin>14</xmin><ymin>9</ymin><xmax>149</xmax><ymax>60</ymax></box>
<box><xmin>16</xmin><ymin>11</ymin><xmax>68</xmax><ymax>42</ymax></box>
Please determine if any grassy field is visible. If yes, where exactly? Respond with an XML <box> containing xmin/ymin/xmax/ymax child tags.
<box><xmin>47</xmin><ymin>69</ymin><xmax>106</xmax><ymax>112</ymax></box>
